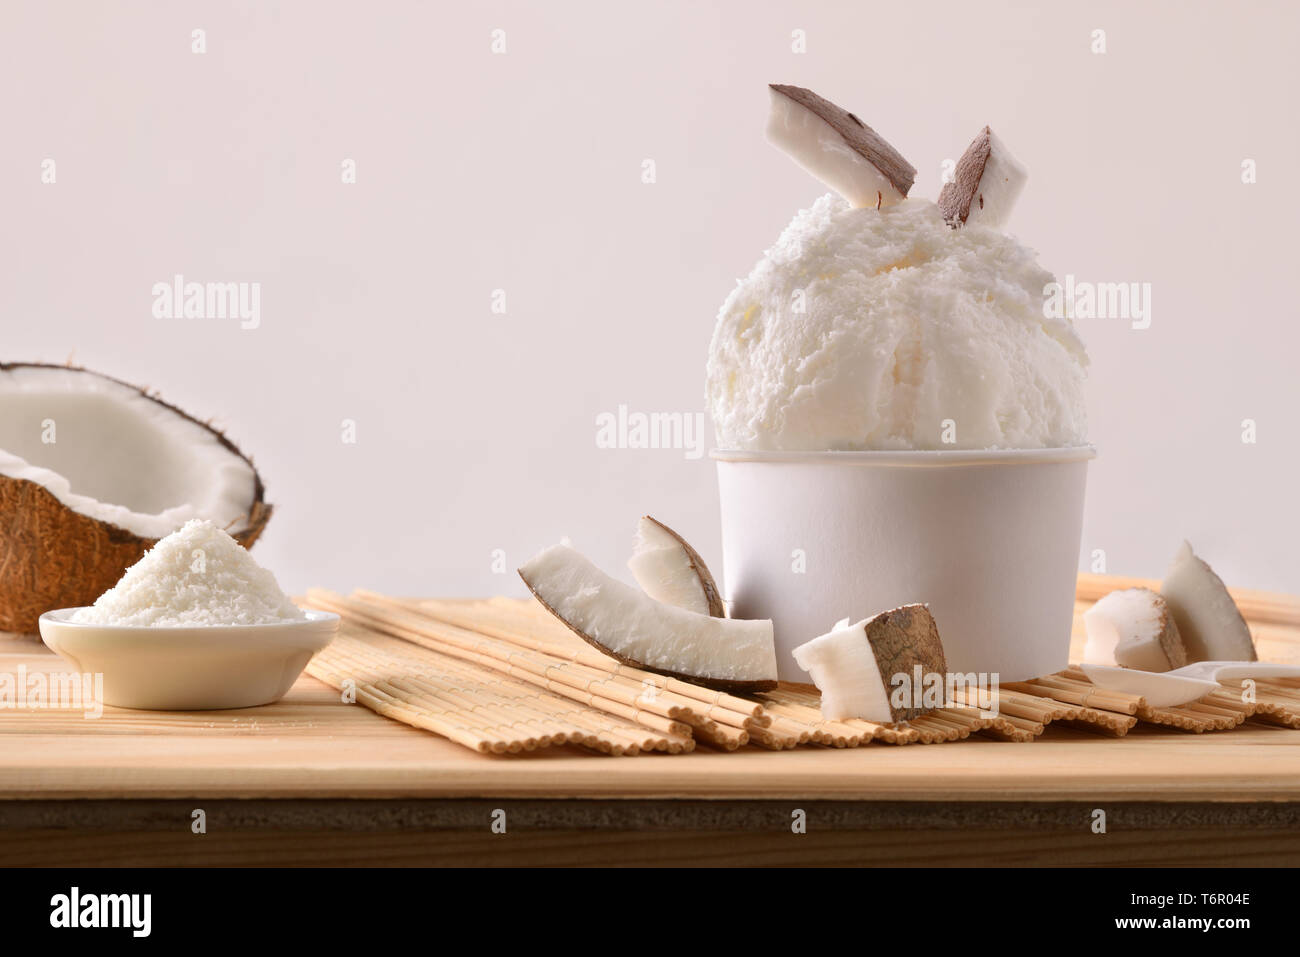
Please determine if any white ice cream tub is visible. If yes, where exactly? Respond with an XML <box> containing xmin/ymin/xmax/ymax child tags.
<box><xmin>713</xmin><ymin>447</ymin><xmax>1095</xmax><ymax>683</ymax></box>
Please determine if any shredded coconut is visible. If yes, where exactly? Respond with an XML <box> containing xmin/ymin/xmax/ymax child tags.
<box><xmin>72</xmin><ymin>519</ymin><xmax>305</xmax><ymax>627</ymax></box>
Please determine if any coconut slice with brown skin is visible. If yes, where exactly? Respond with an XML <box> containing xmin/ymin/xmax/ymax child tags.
<box><xmin>792</xmin><ymin>605</ymin><xmax>947</xmax><ymax>723</ymax></box>
<box><xmin>937</xmin><ymin>126</ymin><xmax>1028</xmax><ymax>229</ymax></box>
<box><xmin>0</xmin><ymin>363</ymin><xmax>272</xmax><ymax>633</ymax></box>
<box><xmin>519</xmin><ymin>543</ymin><xmax>777</xmax><ymax>692</ymax></box>
<box><xmin>627</xmin><ymin>515</ymin><xmax>725</xmax><ymax>617</ymax></box>
<box><xmin>1082</xmin><ymin>587</ymin><xmax>1187</xmax><ymax>672</ymax></box>
<box><xmin>766</xmin><ymin>85</ymin><xmax>916</xmax><ymax>208</ymax></box>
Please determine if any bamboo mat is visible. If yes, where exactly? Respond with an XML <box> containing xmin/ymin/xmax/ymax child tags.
<box><xmin>300</xmin><ymin>589</ymin><xmax>1300</xmax><ymax>756</ymax></box>
<box><xmin>310</xmin><ymin>625</ymin><xmax>693</xmax><ymax>755</ymax></box>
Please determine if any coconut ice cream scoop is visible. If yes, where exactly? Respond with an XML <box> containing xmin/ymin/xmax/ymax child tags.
<box><xmin>707</xmin><ymin>196</ymin><xmax>1087</xmax><ymax>451</ymax></box>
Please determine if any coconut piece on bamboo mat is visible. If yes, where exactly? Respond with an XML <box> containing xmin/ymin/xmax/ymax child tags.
<box><xmin>1161</xmin><ymin>542</ymin><xmax>1256</xmax><ymax>663</ymax></box>
<box><xmin>790</xmin><ymin>605</ymin><xmax>947</xmax><ymax>722</ymax></box>
<box><xmin>518</xmin><ymin>543</ymin><xmax>777</xmax><ymax>692</ymax></box>
<box><xmin>1082</xmin><ymin>587</ymin><xmax>1187</xmax><ymax>672</ymax></box>
<box><xmin>626</xmin><ymin>516</ymin><xmax>724</xmax><ymax>617</ymax></box>
<box><xmin>766</xmin><ymin>84</ymin><xmax>916</xmax><ymax>208</ymax></box>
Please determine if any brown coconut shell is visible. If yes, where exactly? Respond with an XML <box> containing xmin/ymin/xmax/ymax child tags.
<box><xmin>864</xmin><ymin>604</ymin><xmax>948</xmax><ymax>722</ymax></box>
<box><xmin>0</xmin><ymin>362</ymin><xmax>273</xmax><ymax>634</ymax></box>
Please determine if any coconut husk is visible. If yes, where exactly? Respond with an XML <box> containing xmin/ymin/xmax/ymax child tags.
<box><xmin>864</xmin><ymin>604</ymin><xmax>948</xmax><ymax>722</ymax></box>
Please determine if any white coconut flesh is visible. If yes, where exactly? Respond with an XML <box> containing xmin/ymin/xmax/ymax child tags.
<box><xmin>520</xmin><ymin>543</ymin><xmax>776</xmax><ymax>686</ymax></box>
<box><xmin>626</xmin><ymin>516</ymin><xmax>719</xmax><ymax>617</ymax></box>
<box><xmin>1161</xmin><ymin>541</ymin><xmax>1257</xmax><ymax>663</ymax></box>
<box><xmin>791</xmin><ymin>617</ymin><xmax>892</xmax><ymax>723</ymax></box>
<box><xmin>0</xmin><ymin>366</ymin><xmax>259</xmax><ymax>539</ymax></box>
<box><xmin>1082</xmin><ymin>587</ymin><xmax>1184</xmax><ymax>672</ymax></box>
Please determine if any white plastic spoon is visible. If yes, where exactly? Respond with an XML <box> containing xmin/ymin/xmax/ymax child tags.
<box><xmin>1080</xmin><ymin>660</ymin><xmax>1300</xmax><ymax>709</ymax></box>
<box><xmin>1166</xmin><ymin>661</ymin><xmax>1300</xmax><ymax>682</ymax></box>
<box><xmin>1078</xmin><ymin>664</ymin><xmax>1220</xmax><ymax>708</ymax></box>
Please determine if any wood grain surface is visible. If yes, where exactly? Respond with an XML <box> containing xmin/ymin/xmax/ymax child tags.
<box><xmin>3</xmin><ymin>580</ymin><xmax>1300</xmax><ymax>865</ymax></box>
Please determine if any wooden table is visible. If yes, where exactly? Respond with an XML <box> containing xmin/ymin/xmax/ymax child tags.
<box><xmin>3</xmin><ymin>578</ymin><xmax>1299</xmax><ymax>867</ymax></box>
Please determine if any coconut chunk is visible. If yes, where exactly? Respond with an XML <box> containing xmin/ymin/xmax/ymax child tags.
<box><xmin>1160</xmin><ymin>541</ymin><xmax>1256</xmax><ymax>662</ymax></box>
<box><xmin>766</xmin><ymin>85</ymin><xmax>916</xmax><ymax>208</ymax></box>
<box><xmin>626</xmin><ymin>516</ymin><xmax>725</xmax><ymax>617</ymax></box>
<box><xmin>1082</xmin><ymin>587</ymin><xmax>1186</xmax><ymax>672</ymax></box>
<box><xmin>791</xmin><ymin>617</ymin><xmax>891</xmax><ymax>722</ymax></box>
<box><xmin>792</xmin><ymin>605</ymin><xmax>947</xmax><ymax>723</ymax></box>
<box><xmin>519</xmin><ymin>544</ymin><xmax>776</xmax><ymax>691</ymax></box>
<box><xmin>937</xmin><ymin>126</ymin><xmax>1028</xmax><ymax>229</ymax></box>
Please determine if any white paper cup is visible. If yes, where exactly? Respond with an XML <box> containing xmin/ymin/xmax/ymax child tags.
<box><xmin>713</xmin><ymin>447</ymin><xmax>1095</xmax><ymax>683</ymax></box>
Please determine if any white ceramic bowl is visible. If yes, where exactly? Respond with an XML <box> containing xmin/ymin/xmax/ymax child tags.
<box><xmin>38</xmin><ymin>608</ymin><xmax>339</xmax><ymax>711</ymax></box>
<box><xmin>714</xmin><ymin>447</ymin><xmax>1094</xmax><ymax>683</ymax></box>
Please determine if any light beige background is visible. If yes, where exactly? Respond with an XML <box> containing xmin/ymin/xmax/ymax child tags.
<box><xmin>2</xmin><ymin>1</ymin><xmax>1297</xmax><ymax>596</ymax></box>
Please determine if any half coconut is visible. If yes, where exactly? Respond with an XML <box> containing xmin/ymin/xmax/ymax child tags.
<box><xmin>0</xmin><ymin>363</ymin><xmax>272</xmax><ymax>633</ymax></box>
